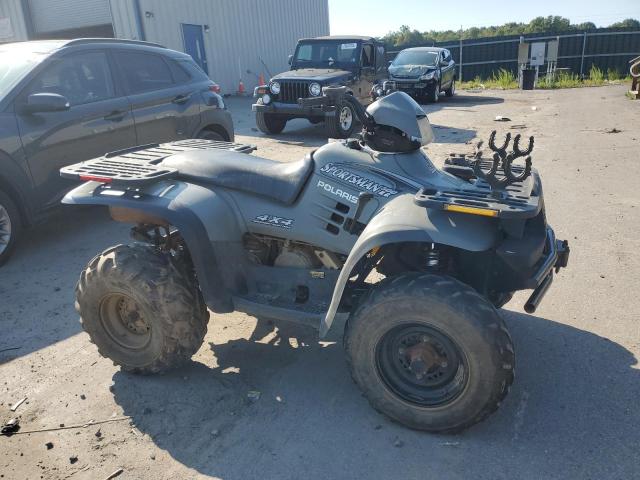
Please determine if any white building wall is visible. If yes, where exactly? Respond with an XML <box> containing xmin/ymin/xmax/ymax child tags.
<box><xmin>29</xmin><ymin>0</ymin><xmax>112</xmax><ymax>33</ymax></box>
<box><xmin>0</xmin><ymin>0</ymin><xmax>29</xmax><ymax>43</ymax></box>
<box><xmin>109</xmin><ymin>0</ymin><xmax>330</xmax><ymax>93</ymax></box>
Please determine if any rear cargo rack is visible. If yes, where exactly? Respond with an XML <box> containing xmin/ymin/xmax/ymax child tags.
<box><xmin>415</xmin><ymin>160</ymin><xmax>542</xmax><ymax>219</ymax></box>
<box><xmin>60</xmin><ymin>139</ymin><xmax>256</xmax><ymax>186</ymax></box>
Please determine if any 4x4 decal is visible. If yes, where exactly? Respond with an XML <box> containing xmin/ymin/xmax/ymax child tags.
<box><xmin>252</xmin><ymin>214</ymin><xmax>294</xmax><ymax>229</ymax></box>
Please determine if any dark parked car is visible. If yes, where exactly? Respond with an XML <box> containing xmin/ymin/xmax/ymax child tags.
<box><xmin>385</xmin><ymin>47</ymin><xmax>457</xmax><ymax>103</ymax></box>
<box><xmin>252</xmin><ymin>35</ymin><xmax>387</xmax><ymax>138</ymax></box>
<box><xmin>0</xmin><ymin>38</ymin><xmax>233</xmax><ymax>265</ymax></box>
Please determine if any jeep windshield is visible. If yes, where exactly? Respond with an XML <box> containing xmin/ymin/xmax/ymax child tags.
<box><xmin>292</xmin><ymin>40</ymin><xmax>361</xmax><ymax>69</ymax></box>
<box><xmin>392</xmin><ymin>50</ymin><xmax>439</xmax><ymax>67</ymax></box>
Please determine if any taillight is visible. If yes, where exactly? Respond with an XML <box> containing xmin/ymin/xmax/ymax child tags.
<box><xmin>209</xmin><ymin>84</ymin><xmax>221</xmax><ymax>94</ymax></box>
<box><xmin>79</xmin><ymin>175</ymin><xmax>112</xmax><ymax>183</ymax></box>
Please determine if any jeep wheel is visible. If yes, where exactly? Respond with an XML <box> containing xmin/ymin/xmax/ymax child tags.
<box><xmin>445</xmin><ymin>79</ymin><xmax>456</xmax><ymax>97</ymax></box>
<box><xmin>344</xmin><ymin>273</ymin><xmax>514</xmax><ymax>433</ymax></box>
<box><xmin>427</xmin><ymin>83</ymin><xmax>440</xmax><ymax>103</ymax></box>
<box><xmin>76</xmin><ymin>244</ymin><xmax>209</xmax><ymax>374</ymax></box>
<box><xmin>255</xmin><ymin>112</ymin><xmax>287</xmax><ymax>135</ymax></box>
<box><xmin>0</xmin><ymin>190</ymin><xmax>21</xmax><ymax>267</ymax></box>
<box><xmin>326</xmin><ymin>102</ymin><xmax>356</xmax><ymax>138</ymax></box>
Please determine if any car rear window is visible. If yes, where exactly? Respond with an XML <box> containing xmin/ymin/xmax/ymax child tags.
<box><xmin>116</xmin><ymin>52</ymin><xmax>174</xmax><ymax>94</ymax></box>
<box><xmin>176</xmin><ymin>59</ymin><xmax>209</xmax><ymax>81</ymax></box>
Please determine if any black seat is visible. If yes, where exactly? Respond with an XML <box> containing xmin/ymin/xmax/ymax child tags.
<box><xmin>160</xmin><ymin>150</ymin><xmax>314</xmax><ymax>205</ymax></box>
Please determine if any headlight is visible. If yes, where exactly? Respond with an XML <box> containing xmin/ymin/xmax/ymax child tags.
<box><xmin>420</xmin><ymin>71</ymin><xmax>436</xmax><ymax>81</ymax></box>
<box><xmin>262</xmin><ymin>93</ymin><xmax>271</xmax><ymax>105</ymax></box>
<box><xmin>309</xmin><ymin>82</ymin><xmax>321</xmax><ymax>96</ymax></box>
<box><xmin>270</xmin><ymin>81</ymin><xmax>281</xmax><ymax>95</ymax></box>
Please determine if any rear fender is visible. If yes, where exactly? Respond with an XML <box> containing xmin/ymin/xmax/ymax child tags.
<box><xmin>320</xmin><ymin>194</ymin><xmax>499</xmax><ymax>337</ymax></box>
<box><xmin>63</xmin><ymin>180</ymin><xmax>242</xmax><ymax>313</ymax></box>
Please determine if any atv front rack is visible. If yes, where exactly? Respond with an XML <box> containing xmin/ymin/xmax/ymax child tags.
<box><xmin>60</xmin><ymin>139</ymin><xmax>256</xmax><ymax>187</ymax></box>
<box><xmin>415</xmin><ymin>159</ymin><xmax>542</xmax><ymax>219</ymax></box>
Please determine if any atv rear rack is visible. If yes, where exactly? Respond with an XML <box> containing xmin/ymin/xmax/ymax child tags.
<box><xmin>60</xmin><ymin>139</ymin><xmax>256</xmax><ymax>187</ymax></box>
<box><xmin>415</xmin><ymin>159</ymin><xmax>542</xmax><ymax>219</ymax></box>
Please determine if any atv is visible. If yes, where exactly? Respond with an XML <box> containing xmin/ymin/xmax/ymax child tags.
<box><xmin>60</xmin><ymin>88</ymin><xmax>569</xmax><ymax>433</ymax></box>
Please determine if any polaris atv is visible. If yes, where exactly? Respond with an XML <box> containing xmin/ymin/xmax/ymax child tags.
<box><xmin>60</xmin><ymin>88</ymin><xmax>569</xmax><ymax>433</ymax></box>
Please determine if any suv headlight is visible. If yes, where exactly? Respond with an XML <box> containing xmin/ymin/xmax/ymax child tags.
<box><xmin>309</xmin><ymin>82</ymin><xmax>321</xmax><ymax>96</ymax></box>
<box><xmin>420</xmin><ymin>71</ymin><xmax>436</xmax><ymax>81</ymax></box>
<box><xmin>270</xmin><ymin>81</ymin><xmax>281</xmax><ymax>95</ymax></box>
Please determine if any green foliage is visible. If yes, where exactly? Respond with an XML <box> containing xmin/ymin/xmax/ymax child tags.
<box><xmin>607</xmin><ymin>68</ymin><xmax>621</xmax><ymax>81</ymax></box>
<box><xmin>380</xmin><ymin>16</ymin><xmax>640</xmax><ymax>47</ymax></box>
<box><xmin>491</xmin><ymin>69</ymin><xmax>518</xmax><ymax>89</ymax></box>
<box><xmin>589</xmin><ymin>65</ymin><xmax>605</xmax><ymax>83</ymax></box>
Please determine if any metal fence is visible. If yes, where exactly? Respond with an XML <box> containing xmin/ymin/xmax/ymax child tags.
<box><xmin>386</xmin><ymin>28</ymin><xmax>640</xmax><ymax>81</ymax></box>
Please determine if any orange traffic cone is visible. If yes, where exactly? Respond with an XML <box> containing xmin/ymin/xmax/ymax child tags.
<box><xmin>258</xmin><ymin>73</ymin><xmax>265</xmax><ymax>86</ymax></box>
<box><xmin>238</xmin><ymin>79</ymin><xmax>245</xmax><ymax>95</ymax></box>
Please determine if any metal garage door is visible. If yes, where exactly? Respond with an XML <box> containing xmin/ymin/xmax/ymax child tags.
<box><xmin>29</xmin><ymin>0</ymin><xmax>112</xmax><ymax>34</ymax></box>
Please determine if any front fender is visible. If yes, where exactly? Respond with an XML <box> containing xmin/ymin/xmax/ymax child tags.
<box><xmin>320</xmin><ymin>194</ymin><xmax>499</xmax><ymax>337</ymax></box>
<box><xmin>62</xmin><ymin>180</ymin><xmax>241</xmax><ymax>313</ymax></box>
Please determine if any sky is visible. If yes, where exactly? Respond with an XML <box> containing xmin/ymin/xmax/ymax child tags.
<box><xmin>328</xmin><ymin>0</ymin><xmax>640</xmax><ymax>36</ymax></box>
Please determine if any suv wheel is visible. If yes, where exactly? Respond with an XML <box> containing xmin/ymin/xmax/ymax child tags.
<box><xmin>445</xmin><ymin>79</ymin><xmax>456</xmax><ymax>97</ymax></box>
<box><xmin>0</xmin><ymin>190</ymin><xmax>22</xmax><ymax>266</ymax></box>
<box><xmin>327</xmin><ymin>102</ymin><xmax>356</xmax><ymax>138</ymax></box>
<box><xmin>197</xmin><ymin>129</ymin><xmax>225</xmax><ymax>141</ymax></box>
<box><xmin>255</xmin><ymin>112</ymin><xmax>287</xmax><ymax>135</ymax></box>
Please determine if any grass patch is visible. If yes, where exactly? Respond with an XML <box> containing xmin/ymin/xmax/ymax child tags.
<box><xmin>460</xmin><ymin>67</ymin><xmax>632</xmax><ymax>91</ymax></box>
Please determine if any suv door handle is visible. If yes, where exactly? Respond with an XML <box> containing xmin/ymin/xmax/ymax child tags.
<box><xmin>104</xmin><ymin>110</ymin><xmax>127</xmax><ymax>122</ymax></box>
<box><xmin>172</xmin><ymin>93</ymin><xmax>192</xmax><ymax>104</ymax></box>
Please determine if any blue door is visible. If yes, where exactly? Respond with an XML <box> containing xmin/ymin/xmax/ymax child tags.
<box><xmin>181</xmin><ymin>24</ymin><xmax>208</xmax><ymax>74</ymax></box>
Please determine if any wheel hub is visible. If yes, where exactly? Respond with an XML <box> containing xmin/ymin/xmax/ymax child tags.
<box><xmin>376</xmin><ymin>324</ymin><xmax>468</xmax><ymax>407</ymax></box>
<box><xmin>339</xmin><ymin>106</ymin><xmax>353</xmax><ymax>130</ymax></box>
<box><xmin>99</xmin><ymin>293</ymin><xmax>152</xmax><ymax>350</ymax></box>
<box><xmin>0</xmin><ymin>204</ymin><xmax>12</xmax><ymax>255</ymax></box>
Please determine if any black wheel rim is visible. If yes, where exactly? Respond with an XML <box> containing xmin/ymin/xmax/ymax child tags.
<box><xmin>375</xmin><ymin>324</ymin><xmax>468</xmax><ymax>407</ymax></box>
<box><xmin>99</xmin><ymin>293</ymin><xmax>152</xmax><ymax>350</ymax></box>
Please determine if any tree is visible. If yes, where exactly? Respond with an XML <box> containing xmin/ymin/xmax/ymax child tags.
<box><xmin>609</xmin><ymin>18</ymin><xmax>640</xmax><ymax>29</ymax></box>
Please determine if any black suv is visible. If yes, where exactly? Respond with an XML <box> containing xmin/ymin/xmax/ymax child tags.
<box><xmin>385</xmin><ymin>47</ymin><xmax>457</xmax><ymax>103</ymax></box>
<box><xmin>0</xmin><ymin>39</ymin><xmax>234</xmax><ymax>265</ymax></box>
<box><xmin>252</xmin><ymin>36</ymin><xmax>387</xmax><ymax>138</ymax></box>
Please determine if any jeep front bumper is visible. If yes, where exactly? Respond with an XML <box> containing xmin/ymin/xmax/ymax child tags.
<box><xmin>252</xmin><ymin>100</ymin><xmax>336</xmax><ymax>117</ymax></box>
<box><xmin>523</xmin><ymin>227</ymin><xmax>570</xmax><ymax>313</ymax></box>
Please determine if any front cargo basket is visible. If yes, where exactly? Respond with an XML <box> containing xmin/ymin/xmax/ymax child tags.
<box><xmin>415</xmin><ymin>161</ymin><xmax>542</xmax><ymax>219</ymax></box>
<box><xmin>60</xmin><ymin>139</ymin><xmax>256</xmax><ymax>187</ymax></box>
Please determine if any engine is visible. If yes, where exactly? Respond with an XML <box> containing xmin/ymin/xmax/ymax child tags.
<box><xmin>243</xmin><ymin>234</ymin><xmax>343</xmax><ymax>269</ymax></box>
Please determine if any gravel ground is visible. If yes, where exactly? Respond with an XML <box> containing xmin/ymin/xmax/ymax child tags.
<box><xmin>1</xmin><ymin>85</ymin><xmax>638</xmax><ymax>480</ymax></box>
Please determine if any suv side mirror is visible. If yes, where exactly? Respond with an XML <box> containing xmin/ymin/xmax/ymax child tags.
<box><xmin>440</xmin><ymin>59</ymin><xmax>449</xmax><ymax>67</ymax></box>
<box><xmin>288</xmin><ymin>54</ymin><xmax>293</xmax><ymax>65</ymax></box>
<box><xmin>23</xmin><ymin>93</ymin><xmax>70</xmax><ymax>113</ymax></box>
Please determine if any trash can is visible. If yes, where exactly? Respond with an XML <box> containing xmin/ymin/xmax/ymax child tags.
<box><xmin>521</xmin><ymin>68</ymin><xmax>536</xmax><ymax>90</ymax></box>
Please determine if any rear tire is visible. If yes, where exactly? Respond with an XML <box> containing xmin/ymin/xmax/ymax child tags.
<box><xmin>255</xmin><ymin>111</ymin><xmax>287</xmax><ymax>134</ymax></box>
<box><xmin>326</xmin><ymin>101</ymin><xmax>356</xmax><ymax>138</ymax></box>
<box><xmin>344</xmin><ymin>273</ymin><xmax>514</xmax><ymax>433</ymax></box>
<box><xmin>75</xmin><ymin>244</ymin><xmax>209</xmax><ymax>374</ymax></box>
<box><xmin>0</xmin><ymin>189</ymin><xmax>22</xmax><ymax>267</ymax></box>
<box><xmin>445</xmin><ymin>79</ymin><xmax>456</xmax><ymax>97</ymax></box>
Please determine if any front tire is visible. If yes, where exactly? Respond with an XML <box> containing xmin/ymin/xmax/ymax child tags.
<box><xmin>427</xmin><ymin>83</ymin><xmax>440</xmax><ymax>103</ymax></box>
<box><xmin>76</xmin><ymin>244</ymin><xmax>209</xmax><ymax>374</ymax></box>
<box><xmin>255</xmin><ymin>111</ymin><xmax>287</xmax><ymax>135</ymax></box>
<box><xmin>326</xmin><ymin>102</ymin><xmax>356</xmax><ymax>138</ymax></box>
<box><xmin>344</xmin><ymin>273</ymin><xmax>514</xmax><ymax>433</ymax></box>
<box><xmin>0</xmin><ymin>189</ymin><xmax>22</xmax><ymax>267</ymax></box>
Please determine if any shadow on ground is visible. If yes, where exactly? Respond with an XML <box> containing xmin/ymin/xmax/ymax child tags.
<box><xmin>112</xmin><ymin>311</ymin><xmax>638</xmax><ymax>479</ymax></box>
